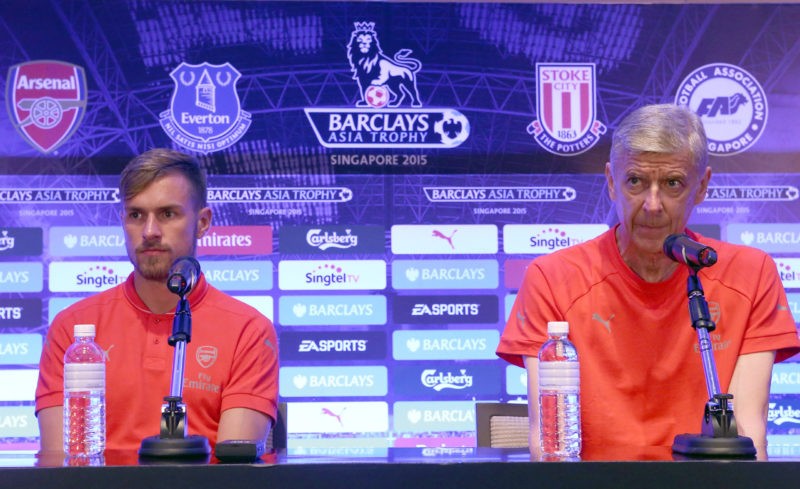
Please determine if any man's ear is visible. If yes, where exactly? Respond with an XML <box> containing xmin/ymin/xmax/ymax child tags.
<box><xmin>196</xmin><ymin>207</ymin><xmax>212</xmax><ymax>239</ymax></box>
<box><xmin>605</xmin><ymin>162</ymin><xmax>617</xmax><ymax>201</ymax></box>
<box><xmin>694</xmin><ymin>166</ymin><xmax>712</xmax><ymax>205</ymax></box>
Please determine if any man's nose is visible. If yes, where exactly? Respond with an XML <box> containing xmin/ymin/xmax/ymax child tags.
<box><xmin>142</xmin><ymin>214</ymin><xmax>161</xmax><ymax>239</ymax></box>
<box><xmin>643</xmin><ymin>185</ymin><xmax>663</xmax><ymax>212</ymax></box>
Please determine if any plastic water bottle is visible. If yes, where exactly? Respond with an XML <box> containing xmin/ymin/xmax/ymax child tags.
<box><xmin>538</xmin><ymin>321</ymin><xmax>581</xmax><ymax>457</ymax></box>
<box><xmin>63</xmin><ymin>324</ymin><xmax>106</xmax><ymax>457</ymax></box>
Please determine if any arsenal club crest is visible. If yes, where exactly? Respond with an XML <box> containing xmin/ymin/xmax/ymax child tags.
<box><xmin>159</xmin><ymin>62</ymin><xmax>251</xmax><ymax>154</ymax></box>
<box><xmin>6</xmin><ymin>60</ymin><xmax>87</xmax><ymax>153</ymax></box>
<box><xmin>527</xmin><ymin>63</ymin><xmax>606</xmax><ymax>156</ymax></box>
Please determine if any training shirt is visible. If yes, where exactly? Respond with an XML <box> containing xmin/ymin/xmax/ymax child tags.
<box><xmin>37</xmin><ymin>273</ymin><xmax>278</xmax><ymax>451</ymax></box>
<box><xmin>497</xmin><ymin>226</ymin><xmax>800</xmax><ymax>449</ymax></box>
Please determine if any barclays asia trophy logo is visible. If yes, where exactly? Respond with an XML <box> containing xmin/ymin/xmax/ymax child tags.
<box><xmin>6</xmin><ymin>60</ymin><xmax>88</xmax><ymax>153</ymax></box>
<box><xmin>527</xmin><ymin>63</ymin><xmax>606</xmax><ymax>156</ymax></box>
<box><xmin>159</xmin><ymin>62</ymin><xmax>251</xmax><ymax>154</ymax></box>
<box><xmin>675</xmin><ymin>63</ymin><xmax>767</xmax><ymax>156</ymax></box>
<box><xmin>305</xmin><ymin>22</ymin><xmax>470</xmax><ymax>149</ymax></box>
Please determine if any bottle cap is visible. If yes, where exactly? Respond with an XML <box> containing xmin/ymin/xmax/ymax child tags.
<box><xmin>73</xmin><ymin>324</ymin><xmax>96</xmax><ymax>337</ymax></box>
<box><xmin>547</xmin><ymin>321</ymin><xmax>569</xmax><ymax>335</ymax></box>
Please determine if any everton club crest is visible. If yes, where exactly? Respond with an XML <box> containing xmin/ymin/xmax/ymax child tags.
<box><xmin>159</xmin><ymin>62</ymin><xmax>251</xmax><ymax>154</ymax></box>
<box><xmin>527</xmin><ymin>63</ymin><xmax>606</xmax><ymax>156</ymax></box>
<box><xmin>6</xmin><ymin>60</ymin><xmax>87</xmax><ymax>153</ymax></box>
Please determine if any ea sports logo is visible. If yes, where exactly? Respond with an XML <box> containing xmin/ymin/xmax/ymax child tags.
<box><xmin>365</xmin><ymin>85</ymin><xmax>388</xmax><ymax>108</ymax></box>
<box><xmin>675</xmin><ymin>63</ymin><xmax>767</xmax><ymax>156</ymax></box>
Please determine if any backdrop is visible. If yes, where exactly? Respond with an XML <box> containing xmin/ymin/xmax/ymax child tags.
<box><xmin>0</xmin><ymin>1</ymin><xmax>799</xmax><ymax>454</ymax></box>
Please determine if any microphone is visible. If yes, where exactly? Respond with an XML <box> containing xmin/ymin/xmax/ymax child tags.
<box><xmin>167</xmin><ymin>256</ymin><xmax>201</xmax><ymax>296</ymax></box>
<box><xmin>663</xmin><ymin>234</ymin><xmax>717</xmax><ymax>269</ymax></box>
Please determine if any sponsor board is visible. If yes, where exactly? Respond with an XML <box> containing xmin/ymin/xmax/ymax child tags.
<box><xmin>391</xmin><ymin>225</ymin><xmax>497</xmax><ymax>255</ymax></box>
<box><xmin>768</xmin><ymin>394</ymin><xmax>800</xmax><ymax>434</ymax></box>
<box><xmin>393</xmin><ymin>330</ymin><xmax>499</xmax><ymax>360</ymax></box>
<box><xmin>503</xmin><ymin>224</ymin><xmax>608</xmax><ymax>254</ymax></box>
<box><xmin>0</xmin><ymin>299</ymin><xmax>42</xmax><ymax>329</ymax></box>
<box><xmin>726</xmin><ymin>223</ymin><xmax>800</xmax><ymax>253</ymax></box>
<box><xmin>48</xmin><ymin>261</ymin><xmax>132</xmax><ymax>293</ymax></box>
<box><xmin>527</xmin><ymin>63</ymin><xmax>606</xmax><ymax>156</ymax></box>
<box><xmin>232</xmin><ymin>295</ymin><xmax>274</xmax><ymax>322</ymax></box>
<box><xmin>49</xmin><ymin>226</ymin><xmax>125</xmax><ymax>256</ymax></box>
<box><xmin>392</xmin><ymin>363</ymin><xmax>501</xmax><ymax>397</ymax></box>
<box><xmin>279</xmin><ymin>295</ymin><xmax>386</xmax><ymax>326</ymax></box>
<box><xmin>278</xmin><ymin>260</ymin><xmax>386</xmax><ymax>291</ymax></box>
<box><xmin>786</xmin><ymin>293</ymin><xmax>800</xmax><ymax>323</ymax></box>
<box><xmin>0</xmin><ymin>188</ymin><xmax>118</xmax><ymax>204</ymax></box>
<box><xmin>202</xmin><ymin>260</ymin><xmax>272</xmax><ymax>291</ymax></box>
<box><xmin>392</xmin><ymin>259</ymin><xmax>498</xmax><ymax>290</ymax></box>
<box><xmin>705</xmin><ymin>186</ymin><xmax>798</xmax><ymax>202</ymax></box>
<box><xmin>0</xmin><ymin>228</ymin><xmax>43</xmax><ymax>256</ymax></box>
<box><xmin>280</xmin><ymin>366</ymin><xmax>388</xmax><ymax>397</ymax></box>
<box><xmin>287</xmin><ymin>401</ymin><xmax>389</xmax><ymax>433</ymax></box>
<box><xmin>279</xmin><ymin>225</ymin><xmax>384</xmax><ymax>254</ymax></box>
<box><xmin>48</xmin><ymin>297</ymin><xmax>82</xmax><ymax>324</ymax></box>
<box><xmin>0</xmin><ymin>406</ymin><xmax>38</xmax><ymax>438</ymax></box>
<box><xmin>505</xmin><ymin>364</ymin><xmax>528</xmax><ymax>396</ymax></box>
<box><xmin>0</xmin><ymin>262</ymin><xmax>43</xmax><ymax>293</ymax></box>
<box><xmin>393</xmin><ymin>401</ymin><xmax>475</xmax><ymax>432</ymax></box>
<box><xmin>281</xmin><ymin>331</ymin><xmax>387</xmax><ymax>361</ymax></box>
<box><xmin>423</xmin><ymin>186</ymin><xmax>576</xmax><ymax>203</ymax></box>
<box><xmin>208</xmin><ymin>187</ymin><xmax>353</xmax><ymax>203</ymax></box>
<box><xmin>0</xmin><ymin>334</ymin><xmax>42</xmax><ymax>364</ymax></box>
<box><xmin>772</xmin><ymin>363</ymin><xmax>800</xmax><ymax>395</ymax></box>
<box><xmin>393</xmin><ymin>294</ymin><xmax>498</xmax><ymax>325</ymax></box>
<box><xmin>6</xmin><ymin>60</ymin><xmax>87</xmax><ymax>153</ymax></box>
<box><xmin>197</xmin><ymin>226</ymin><xmax>273</xmax><ymax>255</ymax></box>
<box><xmin>504</xmin><ymin>294</ymin><xmax>516</xmax><ymax>322</ymax></box>
<box><xmin>775</xmin><ymin>259</ymin><xmax>800</xmax><ymax>289</ymax></box>
<box><xmin>0</xmin><ymin>369</ymin><xmax>38</xmax><ymax>401</ymax></box>
<box><xmin>676</xmin><ymin>63</ymin><xmax>767</xmax><ymax>156</ymax></box>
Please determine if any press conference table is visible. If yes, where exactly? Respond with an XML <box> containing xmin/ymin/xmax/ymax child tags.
<box><xmin>2</xmin><ymin>446</ymin><xmax>800</xmax><ymax>489</ymax></box>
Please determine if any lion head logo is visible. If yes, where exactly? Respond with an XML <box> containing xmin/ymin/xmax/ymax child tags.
<box><xmin>346</xmin><ymin>22</ymin><xmax>422</xmax><ymax>108</ymax></box>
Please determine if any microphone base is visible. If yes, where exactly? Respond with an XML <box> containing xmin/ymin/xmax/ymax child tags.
<box><xmin>672</xmin><ymin>433</ymin><xmax>756</xmax><ymax>458</ymax></box>
<box><xmin>139</xmin><ymin>434</ymin><xmax>211</xmax><ymax>458</ymax></box>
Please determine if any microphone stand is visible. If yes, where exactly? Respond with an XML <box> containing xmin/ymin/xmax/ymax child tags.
<box><xmin>671</xmin><ymin>266</ymin><xmax>756</xmax><ymax>457</ymax></box>
<box><xmin>139</xmin><ymin>289</ymin><xmax>210</xmax><ymax>458</ymax></box>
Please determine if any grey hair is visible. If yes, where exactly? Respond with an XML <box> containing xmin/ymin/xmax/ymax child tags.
<box><xmin>609</xmin><ymin>104</ymin><xmax>708</xmax><ymax>171</ymax></box>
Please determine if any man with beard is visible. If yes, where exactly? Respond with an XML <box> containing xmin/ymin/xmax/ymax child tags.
<box><xmin>36</xmin><ymin>149</ymin><xmax>278</xmax><ymax>453</ymax></box>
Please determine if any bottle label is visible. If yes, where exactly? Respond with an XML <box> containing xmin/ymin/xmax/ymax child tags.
<box><xmin>64</xmin><ymin>363</ymin><xmax>105</xmax><ymax>391</ymax></box>
<box><xmin>538</xmin><ymin>362</ymin><xmax>579</xmax><ymax>390</ymax></box>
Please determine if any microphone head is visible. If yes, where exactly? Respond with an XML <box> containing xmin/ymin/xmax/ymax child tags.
<box><xmin>167</xmin><ymin>256</ymin><xmax>201</xmax><ymax>296</ymax></box>
<box><xmin>662</xmin><ymin>233</ymin><xmax>684</xmax><ymax>261</ymax></box>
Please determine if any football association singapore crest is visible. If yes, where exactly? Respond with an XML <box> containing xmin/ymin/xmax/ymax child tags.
<box><xmin>527</xmin><ymin>63</ymin><xmax>606</xmax><ymax>156</ymax></box>
<box><xmin>304</xmin><ymin>21</ymin><xmax>470</xmax><ymax>149</ymax></box>
<box><xmin>675</xmin><ymin>63</ymin><xmax>767</xmax><ymax>156</ymax></box>
<box><xmin>159</xmin><ymin>62</ymin><xmax>252</xmax><ymax>154</ymax></box>
<box><xmin>6</xmin><ymin>60</ymin><xmax>87</xmax><ymax>153</ymax></box>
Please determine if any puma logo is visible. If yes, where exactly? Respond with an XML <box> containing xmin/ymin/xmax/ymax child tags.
<box><xmin>321</xmin><ymin>407</ymin><xmax>345</xmax><ymax>426</ymax></box>
<box><xmin>431</xmin><ymin>229</ymin><xmax>457</xmax><ymax>249</ymax></box>
<box><xmin>591</xmin><ymin>313</ymin><xmax>614</xmax><ymax>333</ymax></box>
<box><xmin>102</xmin><ymin>344</ymin><xmax>115</xmax><ymax>362</ymax></box>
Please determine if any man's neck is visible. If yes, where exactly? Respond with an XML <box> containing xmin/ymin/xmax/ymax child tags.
<box><xmin>624</xmin><ymin>253</ymin><xmax>679</xmax><ymax>283</ymax></box>
<box><xmin>133</xmin><ymin>273</ymin><xmax>178</xmax><ymax>314</ymax></box>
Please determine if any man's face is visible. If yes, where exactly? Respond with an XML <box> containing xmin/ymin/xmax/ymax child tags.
<box><xmin>606</xmin><ymin>151</ymin><xmax>711</xmax><ymax>258</ymax></box>
<box><xmin>122</xmin><ymin>173</ymin><xmax>210</xmax><ymax>282</ymax></box>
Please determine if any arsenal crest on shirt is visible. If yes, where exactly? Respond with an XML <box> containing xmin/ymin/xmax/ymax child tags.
<box><xmin>6</xmin><ymin>60</ymin><xmax>88</xmax><ymax>153</ymax></box>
